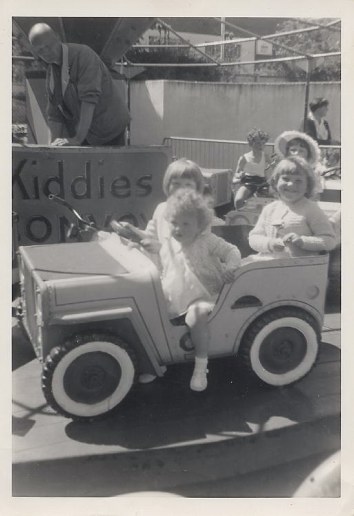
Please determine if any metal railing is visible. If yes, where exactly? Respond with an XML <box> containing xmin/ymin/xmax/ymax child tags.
<box><xmin>163</xmin><ymin>136</ymin><xmax>341</xmax><ymax>171</ymax></box>
<box><xmin>163</xmin><ymin>137</ymin><xmax>273</xmax><ymax>169</ymax></box>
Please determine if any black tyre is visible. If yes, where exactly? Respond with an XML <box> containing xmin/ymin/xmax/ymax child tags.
<box><xmin>42</xmin><ymin>333</ymin><xmax>137</xmax><ymax>420</ymax></box>
<box><xmin>239</xmin><ymin>308</ymin><xmax>320</xmax><ymax>386</ymax></box>
<box><xmin>327</xmin><ymin>246</ymin><xmax>341</xmax><ymax>305</ymax></box>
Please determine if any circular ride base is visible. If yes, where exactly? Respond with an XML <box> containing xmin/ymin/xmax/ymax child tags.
<box><xmin>12</xmin><ymin>311</ymin><xmax>340</xmax><ymax>496</ymax></box>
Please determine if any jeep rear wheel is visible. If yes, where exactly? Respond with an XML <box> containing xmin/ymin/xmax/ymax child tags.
<box><xmin>239</xmin><ymin>308</ymin><xmax>319</xmax><ymax>386</ymax></box>
<box><xmin>42</xmin><ymin>333</ymin><xmax>137</xmax><ymax>420</ymax></box>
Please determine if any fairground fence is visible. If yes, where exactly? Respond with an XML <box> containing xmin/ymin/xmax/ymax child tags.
<box><xmin>163</xmin><ymin>136</ymin><xmax>341</xmax><ymax>170</ymax></box>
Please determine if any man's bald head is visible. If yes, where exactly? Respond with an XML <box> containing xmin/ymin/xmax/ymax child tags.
<box><xmin>28</xmin><ymin>23</ymin><xmax>62</xmax><ymax>64</ymax></box>
<box><xmin>28</xmin><ymin>23</ymin><xmax>59</xmax><ymax>44</ymax></box>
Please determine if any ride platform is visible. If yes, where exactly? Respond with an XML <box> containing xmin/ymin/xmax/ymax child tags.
<box><xmin>12</xmin><ymin>309</ymin><xmax>340</xmax><ymax>496</ymax></box>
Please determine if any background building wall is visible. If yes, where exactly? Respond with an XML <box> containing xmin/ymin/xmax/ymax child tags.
<box><xmin>130</xmin><ymin>80</ymin><xmax>340</xmax><ymax>145</ymax></box>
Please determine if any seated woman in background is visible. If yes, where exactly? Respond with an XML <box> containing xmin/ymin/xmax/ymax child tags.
<box><xmin>304</xmin><ymin>97</ymin><xmax>332</xmax><ymax>146</ymax></box>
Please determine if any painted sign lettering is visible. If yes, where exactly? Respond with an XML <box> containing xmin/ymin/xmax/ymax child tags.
<box><xmin>13</xmin><ymin>146</ymin><xmax>171</xmax><ymax>245</ymax></box>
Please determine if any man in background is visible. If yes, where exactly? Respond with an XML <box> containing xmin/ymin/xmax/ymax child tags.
<box><xmin>28</xmin><ymin>23</ymin><xmax>130</xmax><ymax>146</ymax></box>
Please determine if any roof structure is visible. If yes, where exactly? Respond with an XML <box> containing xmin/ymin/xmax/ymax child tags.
<box><xmin>12</xmin><ymin>16</ymin><xmax>340</xmax><ymax>75</ymax></box>
<box><xmin>160</xmin><ymin>17</ymin><xmax>291</xmax><ymax>38</ymax></box>
<box><xmin>13</xmin><ymin>17</ymin><xmax>155</xmax><ymax>65</ymax></box>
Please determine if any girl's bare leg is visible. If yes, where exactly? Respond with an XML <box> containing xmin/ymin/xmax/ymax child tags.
<box><xmin>234</xmin><ymin>185</ymin><xmax>252</xmax><ymax>210</ymax></box>
<box><xmin>186</xmin><ymin>302</ymin><xmax>211</xmax><ymax>391</ymax></box>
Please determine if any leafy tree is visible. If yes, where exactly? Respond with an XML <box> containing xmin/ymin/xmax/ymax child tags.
<box><xmin>125</xmin><ymin>47</ymin><xmax>222</xmax><ymax>82</ymax></box>
<box><xmin>269</xmin><ymin>18</ymin><xmax>341</xmax><ymax>81</ymax></box>
<box><xmin>126</xmin><ymin>18</ymin><xmax>340</xmax><ymax>83</ymax></box>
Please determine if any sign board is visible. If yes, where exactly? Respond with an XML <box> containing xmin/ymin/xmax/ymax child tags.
<box><xmin>255</xmin><ymin>39</ymin><xmax>273</xmax><ymax>57</ymax></box>
<box><xmin>13</xmin><ymin>144</ymin><xmax>172</xmax><ymax>246</ymax></box>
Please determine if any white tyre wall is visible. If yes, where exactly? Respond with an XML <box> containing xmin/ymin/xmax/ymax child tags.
<box><xmin>249</xmin><ymin>317</ymin><xmax>318</xmax><ymax>386</ymax></box>
<box><xmin>49</xmin><ymin>339</ymin><xmax>135</xmax><ymax>418</ymax></box>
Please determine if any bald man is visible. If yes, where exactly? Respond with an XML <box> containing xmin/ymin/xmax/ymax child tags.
<box><xmin>28</xmin><ymin>23</ymin><xmax>130</xmax><ymax>146</ymax></box>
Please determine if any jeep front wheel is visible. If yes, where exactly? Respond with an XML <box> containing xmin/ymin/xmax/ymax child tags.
<box><xmin>42</xmin><ymin>333</ymin><xmax>137</xmax><ymax>420</ymax></box>
<box><xmin>239</xmin><ymin>309</ymin><xmax>319</xmax><ymax>386</ymax></box>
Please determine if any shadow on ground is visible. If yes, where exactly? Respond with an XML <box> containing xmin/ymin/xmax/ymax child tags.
<box><xmin>64</xmin><ymin>349</ymin><xmax>335</xmax><ymax>450</ymax></box>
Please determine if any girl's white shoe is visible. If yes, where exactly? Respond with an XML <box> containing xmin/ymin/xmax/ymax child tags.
<box><xmin>190</xmin><ymin>357</ymin><xmax>208</xmax><ymax>391</ymax></box>
<box><xmin>138</xmin><ymin>366</ymin><xmax>166</xmax><ymax>384</ymax></box>
<box><xmin>138</xmin><ymin>373</ymin><xmax>157</xmax><ymax>384</ymax></box>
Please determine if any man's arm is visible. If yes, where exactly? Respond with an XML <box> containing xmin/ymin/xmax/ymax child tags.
<box><xmin>68</xmin><ymin>101</ymin><xmax>96</xmax><ymax>145</ymax></box>
<box><xmin>52</xmin><ymin>45</ymin><xmax>101</xmax><ymax>146</ymax></box>
<box><xmin>47</xmin><ymin>93</ymin><xmax>65</xmax><ymax>144</ymax></box>
<box><xmin>52</xmin><ymin>102</ymin><xmax>96</xmax><ymax>146</ymax></box>
<box><xmin>75</xmin><ymin>101</ymin><xmax>96</xmax><ymax>143</ymax></box>
<box><xmin>48</xmin><ymin>120</ymin><xmax>64</xmax><ymax>144</ymax></box>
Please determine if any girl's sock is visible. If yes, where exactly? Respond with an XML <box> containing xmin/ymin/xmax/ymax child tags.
<box><xmin>190</xmin><ymin>357</ymin><xmax>208</xmax><ymax>392</ymax></box>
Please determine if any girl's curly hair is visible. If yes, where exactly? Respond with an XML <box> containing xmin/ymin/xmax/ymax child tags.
<box><xmin>164</xmin><ymin>189</ymin><xmax>213</xmax><ymax>232</ymax></box>
<box><xmin>269</xmin><ymin>156</ymin><xmax>317</xmax><ymax>199</ymax></box>
<box><xmin>247</xmin><ymin>128</ymin><xmax>269</xmax><ymax>146</ymax></box>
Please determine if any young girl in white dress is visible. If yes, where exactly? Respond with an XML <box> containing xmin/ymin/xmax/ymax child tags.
<box><xmin>161</xmin><ymin>189</ymin><xmax>241</xmax><ymax>391</ymax></box>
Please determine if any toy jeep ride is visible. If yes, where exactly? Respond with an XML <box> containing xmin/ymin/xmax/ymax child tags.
<box><xmin>17</xmin><ymin>228</ymin><xmax>329</xmax><ymax>421</ymax></box>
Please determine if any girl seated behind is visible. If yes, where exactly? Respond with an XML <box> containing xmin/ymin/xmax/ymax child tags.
<box><xmin>161</xmin><ymin>189</ymin><xmax>241</xmax><ymax>391</ymax></box>
<box><xmin>203</xmin><ymin>184</ymin><xmax>225</xmax><ymax>226</ymax></box>
<box><xmin>113</xmin><ymin>158</ymin><xmax>205</xmax><ymax>385</ymax></box>
<box><xmin>115</xmin><ymin>158</ymin><xmax>205</xmax><ymax>253</ymax></box>
<box><xmin>274</xmin><ymin>130</ymin><xmax>324</xmax><ymax>197</ymax></box>
<box><xmin>232</xmin><ymin>128</ymin><xmax>270</xmax><ymax>210</ymax></box>
<box><xmin>248</xmin><ymin>156</ymin><xmax>336</xmax><ymax>257</ymax></box>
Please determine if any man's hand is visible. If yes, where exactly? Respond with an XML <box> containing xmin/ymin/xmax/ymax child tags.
<box><xmin>51</xmin><ymin>138</ymin><xmax>68</xmax><ymax>146</ymax></box>
<box><xmin>51</xmin><ymin>137</ymin><xmax>81</xmax><ymax>146</ymax></box>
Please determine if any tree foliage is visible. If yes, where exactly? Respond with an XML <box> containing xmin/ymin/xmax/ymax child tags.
<box><xmin>125</xmin><ymin>47</ymin><xmax>222</xmax><ymax>82</ymax></box>
<box><xmin>270</xmin><ymin>18</ymin><xmax>341</xmax><ymax>81</ymax></box>
<box><xmin>126</xmin><ymin>18</ymin><xmax>340</xmax><ymax>83</ymax></box>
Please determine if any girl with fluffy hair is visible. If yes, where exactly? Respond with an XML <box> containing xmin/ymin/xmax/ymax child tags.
<box><xmin>161</xmin><ymin>189</ymin><xmax>241</xmax><ymax>391</ymax></box>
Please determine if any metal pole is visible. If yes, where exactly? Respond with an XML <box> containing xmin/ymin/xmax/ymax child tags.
<box><xmin>220</xmin><ymin>17</ymin><xmax>225</xmax><ymax>61</ymax></box>
<box><xmin>216</xmin><ymin>17</ymin><xmax>312</xmax><ymax>59</ymax></box>
<box><xmin>303</xmin><ymin>58</ymin><xmax>313</xmax><ymax>132</ymax></box>
<box><xmin>295</xmin><ymin>18</ymin><xmax>341</xmax><ymax>32</ymax></box>
<box><xmin>133</xmin><ymin>21</ymin><xmax>341</xmax><ymax>49</ymax></box>
<box><xmin>156</xmin><ymin>18</ymin><xmax>221</xmax><ymax>65</ymax></box>
<box><xmin>122</xmin><ymin>51</ymin><xmax>340</xmax><ymax>68</ymax></box>
<box><xmin>127</xmin><ymin>77</ymin><xmax>131</xmax><ymax>146</ymax></box>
